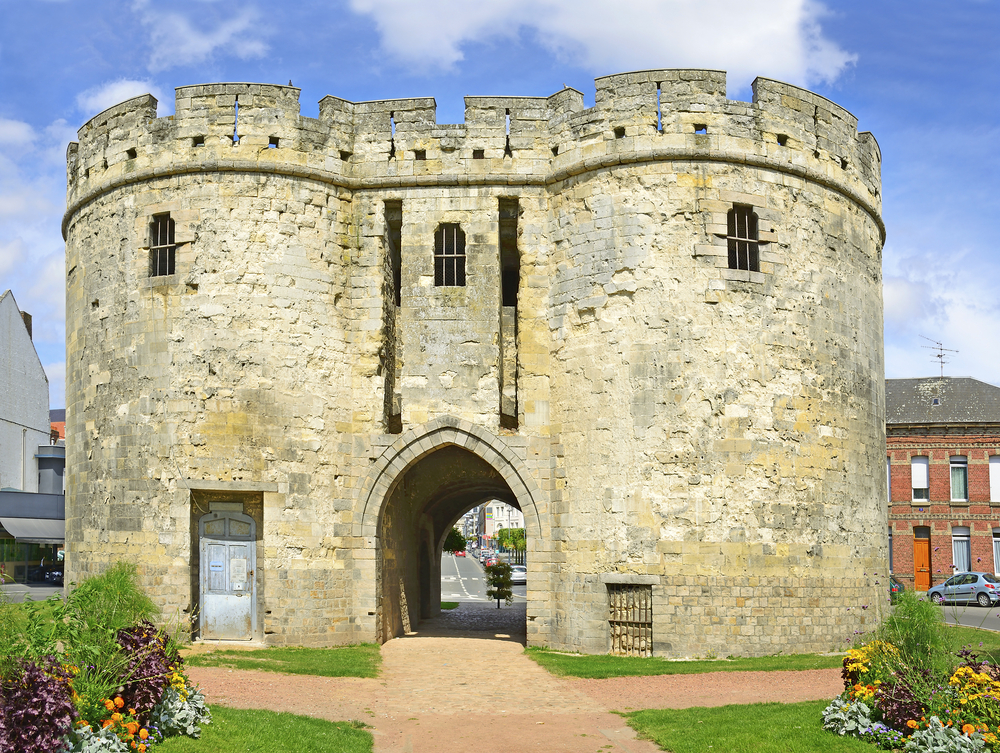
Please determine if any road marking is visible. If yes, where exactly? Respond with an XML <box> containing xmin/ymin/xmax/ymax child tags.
<box><xmin>449</xmin><ymin>553</ymin><xmax>485</xmax><ymax>601</ymax></box>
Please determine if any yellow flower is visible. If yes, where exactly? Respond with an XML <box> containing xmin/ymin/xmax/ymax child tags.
<box><xmin>139</xmin><ymin>729</ymin><xmax>149</xmax><ymax>740</ymax></box>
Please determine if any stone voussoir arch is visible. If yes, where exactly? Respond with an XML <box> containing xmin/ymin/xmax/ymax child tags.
<box><xmin>354</xmin><ymin>416</ymin><xmax>544</xmax><ymax>540</ymax></box>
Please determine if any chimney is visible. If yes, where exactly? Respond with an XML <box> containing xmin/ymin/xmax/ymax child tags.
<box><xmin>21</xmin><ymin>311</ymin><xmax>32</xmax><ymax>340</ymax></box>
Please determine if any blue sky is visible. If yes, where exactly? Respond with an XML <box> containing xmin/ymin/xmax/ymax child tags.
<box><xmin>1</xmin><ymin>0</ymin><xmax>997</xmax><ymax>408</ymax></box>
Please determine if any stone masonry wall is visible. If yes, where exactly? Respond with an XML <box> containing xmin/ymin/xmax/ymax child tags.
<box><xmin>64</xmin><ymin>70</ymin><xmax>885</xmax><ymax>655</ymax></box>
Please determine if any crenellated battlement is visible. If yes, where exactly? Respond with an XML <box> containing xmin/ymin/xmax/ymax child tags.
<box><xmin>65</xmin><ymin>69</ymin><xmax>881</xmax><ymax>233</ymax></box>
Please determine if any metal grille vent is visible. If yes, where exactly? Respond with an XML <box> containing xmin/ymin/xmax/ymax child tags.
<box><xmin>608</xmin><ymin>584</ymin><xmax>652</xmax><ymax>656</ymax></box>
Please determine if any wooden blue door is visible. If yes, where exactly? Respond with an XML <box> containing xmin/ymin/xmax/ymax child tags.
<box><xmin>199</xmin><ymin>512</ymin><xmax>255</xmax><ymax>640</ymax></box>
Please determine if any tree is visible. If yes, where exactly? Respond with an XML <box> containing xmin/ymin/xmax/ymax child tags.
<box><xmin>485</xmin><ymin>562</ymin><xmax>513</xmax><ymax>608</ymax></box>
<box><xmin>496</xmin><ymin>527</ymin><xmax>525</xmax><ymax>552</ymax></box>
<box><xmin>443</xmin><ymin>527</ymin><xmax>467</xmax><ymax>554</ymax></box>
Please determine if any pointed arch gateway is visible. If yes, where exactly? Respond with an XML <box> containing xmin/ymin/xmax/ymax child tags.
<box><xmin>353</xmin><ymin>417</ymin><xmax>545</xmax><ymax>644</ymax></box>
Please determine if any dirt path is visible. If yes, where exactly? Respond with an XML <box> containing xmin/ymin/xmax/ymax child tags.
<box><xmin>185</xmin><ymin>603</ymin><xmax>844</xmax><ymax>752</ymax></box>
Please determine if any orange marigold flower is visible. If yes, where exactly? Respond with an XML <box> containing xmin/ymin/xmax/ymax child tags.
<box><xmin>114</xmin><ymin>697</ymin><xmax>124</xmax><ymax>708</ymax></box>
<box><xmin>102</xmin><ymin>720</ymin><xmax>113</xmax><ymax>729</ymax></box>
<box><xmin>139</xmin><ymin>728</ymin><xmax>149</xmax><ymax>740</ymax></box>
<box><xmin>126</xmin><ymin>722</ymin><xmax>139</xmax><ymax>735</ymax></box>
<box><xmin>104</xmin><ymin>699</ymin><xmax>115</xmax><ymax>711</ymax></box>
<box><xmin>138</xmin><ymin>745</ymin><xmax>146</xmax><ymax>753</ymax></box>
<box><xmin>907</xmin><ymin>720</ymin><xmax>919</xmax><ymax>729</ymax></box>
<box><xmin>111</xmin><ymin>712</ymin><xmax>122</xmax><ymax>723</ymax></box>
<box><xmin>964</xmin><ymin>724</ymin><xmax>976</xmax><ymax>735</ymax></box>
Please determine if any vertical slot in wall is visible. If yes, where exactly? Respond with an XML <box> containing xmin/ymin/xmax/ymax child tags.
<box><xmin>499</xmin><ymin>197</ymin><xmax>520</xmax><ymax>429</ymax></box>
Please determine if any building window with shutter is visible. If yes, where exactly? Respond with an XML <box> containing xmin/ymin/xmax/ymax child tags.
<box><xmin>952</xmin><ymin>526</ymin><xmax>971</xmax><ymax>572</ymax></box>
<box><xmin>434</xmin><ymin>224</ymin><xmax>466</xmax><ymax>286</ymax></box>
<box><xmin>951</xmin><ymin>456</ymin><xmax>968</xmax><ymax>502</ymax></box>
<box><xmin>911</xmin><ymin>456</ymin><xmax>929</xmax><ymax>501</ymax></box>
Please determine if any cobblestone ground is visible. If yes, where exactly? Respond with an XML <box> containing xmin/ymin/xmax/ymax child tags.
<box><xmin>416</xmin><ymin>599</ymin><xmax>527</xmax><ymax>640</ymax></box>
<box><xmin>186</xmin><ymin>601</ymin><xmax>842</xmax><ymax>752</ymax></box>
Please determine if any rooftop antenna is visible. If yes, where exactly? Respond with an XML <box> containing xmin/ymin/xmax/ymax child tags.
<box><xmin>920</xmin><ymin>335</ymin><xmax>958</xmax><ymax>378</ymax></box>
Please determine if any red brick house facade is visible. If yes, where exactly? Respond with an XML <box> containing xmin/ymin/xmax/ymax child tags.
<box><xmin>887</xmin><ymin>378</ymin><xmax>1000</xmax><ymax>591</ymax></box>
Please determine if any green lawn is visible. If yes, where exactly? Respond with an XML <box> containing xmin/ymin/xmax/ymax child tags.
<box><xmin>944</xmin><ymin>623</ymin><xmax>1000</xmax><ymax>662</ymax></box>
<box><xmin>441</xmin><ymin>601</ymin><xmax>459</xmax><ymax>610</ymax></box>
<box><xmin>525</xmin><ymin>647</ymin><xmax>843</xmax><ymax>679</ymax></box>
<box><xmin>184</xmin><ymin>644</ymin><xmax>381</xmax><ymax>678</ymax></box>
<box><xmin>155</xmin><ymin>706</ymin><xmax>372</xmax><ymax>753</ymax></box>
<box><xmin>625</xmin><ymin>701</ymin><xmax>881</xmax><ymax>753</ymax></box>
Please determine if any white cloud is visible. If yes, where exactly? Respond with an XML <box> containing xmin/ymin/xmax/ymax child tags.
<box><xmin>347</xmin><ymin>0</ymin><xmax>856</xmax><ymax>90</ymax></box>
<box><xmin>0</xmin><ymin>118</ymin><xmax>37</xmax><ymax>148</ymax></box>
<box><xmin>883</xmin><ymin>276</ymin><xmax>938</xmax><ymax>330</ymax></box>
<box><xmin>883</xmin><ymin>244</ymin><xmax>1000</xmax><ymax>381</ymax></box>
<box><xmin>75</xmin><ymin>79</ymin><xmax>166</xmax><ymax>119</ymax></box>
<box><xmin>133</xmin><ymin>1</ymin><xmax>269</xmax><ymax>73</ymax></box>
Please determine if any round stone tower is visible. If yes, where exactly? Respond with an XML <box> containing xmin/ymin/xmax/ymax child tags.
<box><xmin>64</xmin><ymin>69</ymin><xmax>885</xmax><ymax>656</ymax></box>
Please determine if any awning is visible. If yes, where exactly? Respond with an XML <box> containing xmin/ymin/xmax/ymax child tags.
<box><xmin>0</xmin><ymin>517</ymin><xmax>65</xmax><ymax>544</ymax></box>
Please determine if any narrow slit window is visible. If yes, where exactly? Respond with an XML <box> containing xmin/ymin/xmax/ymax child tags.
<box><xmin>656</xmin><ymin>83</ymin><xmax>662</xmax><ymax>132</ymax></box>
<box><xmin>268</xmin><ymin>136</ymin><xmax>279</xmax><ymax>148</ymax></box>
<box><xmin>614</xmin><ymin>126</ymin><xmax>625</xmax><ymax>139</ymax></box>
<box><xmin>726</xmin><ymin>205</ymin><xmax>759</xmax><ymax>272</ymax></box>
<box><xmin>413</xmin><ymin>149</ymin><xmax>426</xmax><ymax>160</ymax></box>
<box><xmin>149</xmin><ymin>213</ymin><xmax>176</xmax><ymax>277</ymax></box>
<box><xmin>473</xmin><ymin>149</ymin><xmax>485</xmax><ymax>160</ymax></box>
<box><xmin>694</xmin><ymin>124</ymin><xmax>707</xmax><ymax>134</ymax></box>
<box><xmin>192</xmin><ymin>136</ymin><xmax>205</xmax><ymax>147</ymax></box>
<box><xmin>388</xmin><ymin>112</ymin><xmax>396</xmax><ymax>160</ymax></box>
<box><xmin>233</xmin><ymin>96</ymin><xmax>240</xmax><ymax>144</ymax></box>
<box><xmin>776</xmin><ymin>134</ymin><xmax>788</xmax><ymax>146</ymax></box>
<box><xmin>434</xmin><ymin>224</ymin><xmax>466</xmax><ymax>287</ymax></box>
<box><xmin>385</xmin><ymin>201</ymin><xmax>402</xmax><ymax>306</ymax></box>
<box><xmin>126</xmin><ymin>148</ymin><xmax>137</xmax><ymax>160</ymax></box>
<box><xmin>504</xmin><ymin>109</ymin><xmax>513</xmax><ymax>158</ymax></box>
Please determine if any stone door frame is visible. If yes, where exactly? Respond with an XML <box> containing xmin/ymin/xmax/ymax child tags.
<box><xmin>352</xmin><ymin>416</ymin><xmax>547</xmax><ymax>643</ymax></box>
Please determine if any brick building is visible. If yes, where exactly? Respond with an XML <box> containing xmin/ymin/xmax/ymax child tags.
<box><xmin>887</xmin><ymin>377</ymin><xmax>1000</xmax><ymax>591</ymax></box>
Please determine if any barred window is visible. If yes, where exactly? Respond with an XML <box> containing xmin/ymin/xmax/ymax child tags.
<box><xmin>608</xmin><ymin>584</ymin><xmax>652</xmax><ymax>657</ymax></box>
<box><xmin>727</xmin><ymin>205</ymin><xmax>759</xmax><ymax>272</ymax></box>
<box><xmin>149</xmin><ymin>213</ymin><xmax>176</xmax><ymax>277</ymax></box>
<box><xmin>434</xmin><ymin>224</ymin><xmax>466</xmax><ymax>287</ymax></box>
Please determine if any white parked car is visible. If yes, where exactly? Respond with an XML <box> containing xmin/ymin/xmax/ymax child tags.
<box><xmin>510</xmin><ymin>565</ymin><xmax>526</xmax><ymax>585</ymax></box>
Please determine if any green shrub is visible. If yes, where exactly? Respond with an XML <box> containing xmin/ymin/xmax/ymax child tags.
<box><xmin>875</xmin><ymin>590</ymin><xmax>951</xmax><ymax>675</ymax></box>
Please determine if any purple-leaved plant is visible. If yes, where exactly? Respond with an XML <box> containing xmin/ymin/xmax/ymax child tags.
<box><xmin>0</xmin><ymin>657</ymin><xmax>75</xmax><ymax>752</ymax></box>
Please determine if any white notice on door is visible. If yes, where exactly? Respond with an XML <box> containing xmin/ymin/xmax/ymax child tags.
<box><xmin>230</xmin><ymin>558</ymin><xmax>247</xmax><ymax>584</ymax></box>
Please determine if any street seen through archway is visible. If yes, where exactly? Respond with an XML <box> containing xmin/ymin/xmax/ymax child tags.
<box><xmin>440</xmin><ymin>551</ymin><xmax>526</xmax><ymax>605</ymax></box>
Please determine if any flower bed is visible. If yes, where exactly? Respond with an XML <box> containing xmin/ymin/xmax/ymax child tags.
<box><xmin>0</xmin><ymin>563</ymin><xmax>211</xmax><ymax>752</ymax></box>
<box><xmin>823</xmin><ymin>590</ymin><xmax>1000</xmax><ymax>752</ymax></box>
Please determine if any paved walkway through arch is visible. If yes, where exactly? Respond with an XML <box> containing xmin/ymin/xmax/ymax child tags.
<box><xmin>186</xmin><ymin>602</ymin><xmax>843</xmax><ymax>752</ymax></box>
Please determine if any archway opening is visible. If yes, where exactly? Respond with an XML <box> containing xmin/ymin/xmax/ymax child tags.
<box><xmin>376</xmin><ymin>445</ymin><xmax>523</xmax><ymax>642</ymax></box>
